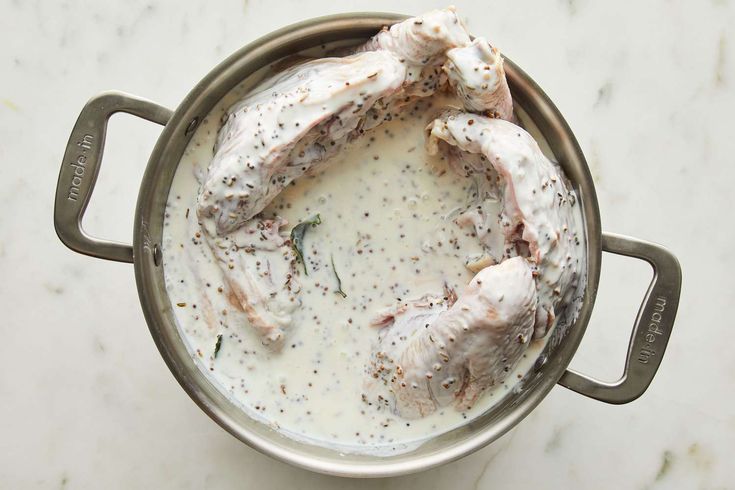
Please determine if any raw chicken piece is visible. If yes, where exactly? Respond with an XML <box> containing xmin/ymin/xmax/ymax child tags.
<box><xmin>197</xmin><ymin>50</ymin><xmax>407</xmax><ymax>235</ymax></box>
<box><xmin>197</xmin><ymin>48</ymin><xmax>409</xmax><ymax>350</ymax></box>
<box><xmin>195</xmin><ymin>8</ymin><xmax>514</xmax><ymax>350</ymax></box>
<box><xmin>427</xmin><ymin>110</ymin><xmax>583</xmax><ymax>338</ymax></box>
<box><xmin>368</xmin><ymin>257</ymin><xmax>537</xmax><ymax>419</ymax></box>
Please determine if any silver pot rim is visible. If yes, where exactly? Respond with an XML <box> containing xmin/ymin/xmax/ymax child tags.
<box><xmin>54</xmin><ymin>12</ymin><xmax>682</xmax><ymax>478</ymax></box>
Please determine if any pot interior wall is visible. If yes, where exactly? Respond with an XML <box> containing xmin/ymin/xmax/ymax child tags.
<box><xmin>133</xmin><ymin>14</ymin><xmax>601</xmax><ymax>476</ymax></box>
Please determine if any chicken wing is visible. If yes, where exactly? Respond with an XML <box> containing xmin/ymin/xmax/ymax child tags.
<box><xmin>368</xmin><ymin>257</ymin><xmax>537</xmax><ymax>419</ymax></box>
<box><xmin>427</xmin><ymin>110</ymin><xmax>583</xmax><ymax>339</ymax></box>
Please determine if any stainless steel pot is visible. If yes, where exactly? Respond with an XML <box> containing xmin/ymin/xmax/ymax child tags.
<box><xmin>53</xmin><ymin>13</ymin><xmax>682</xmax><ymax>477</ymax></box>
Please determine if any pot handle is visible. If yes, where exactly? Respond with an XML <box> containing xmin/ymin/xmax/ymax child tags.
<box><xmin>558</xmin><ymin>232</ymin><xmax>681</xmax><ymax>404</ymax></box>
<box><xmin>54</xmin><ymin>91</ymin><xmax>172</xmax><ymax>263</ymax></box>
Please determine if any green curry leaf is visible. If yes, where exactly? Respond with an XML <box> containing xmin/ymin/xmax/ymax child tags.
<box><xmin>214</xmin><ymin>333</ymin><xmax>223</xmax><ymax>358</ymax></box>
<box><xmin>290</xmin><ymin>214</ymin><xmax>322</xmax><ymax>275</ymax></box>
<box><xmin>331</xmin><ymin>254</ymin><xmax>347</xmax><ymax>298</ymax></box>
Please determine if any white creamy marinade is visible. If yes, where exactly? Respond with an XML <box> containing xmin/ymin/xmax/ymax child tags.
<box><xmin>162</xmin><ymin>8</ymin><xmax>586</xmax><ymax>455</ymax></box>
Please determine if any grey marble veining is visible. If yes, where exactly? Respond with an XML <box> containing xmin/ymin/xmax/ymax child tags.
<box><xmin>0</xmin><ymin>0</ymin><xmax>733</xmax><ymax>488</ymax></box>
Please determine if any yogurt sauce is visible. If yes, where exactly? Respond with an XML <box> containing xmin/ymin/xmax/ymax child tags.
<box><xmin>162</xmin><ymin>64</ymin><xmax>582</xmax><ymax>455</ymax></box>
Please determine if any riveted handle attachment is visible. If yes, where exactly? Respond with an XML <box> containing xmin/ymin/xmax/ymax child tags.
<box><xmin>559</xmin><ymin>232</ymin><xmax>682</xmax><ymax>404</ymax></box>
<box><xmin>54</xmin><ymin>91</ymin><xmax>172</xmax><ymax>263</ymax></box>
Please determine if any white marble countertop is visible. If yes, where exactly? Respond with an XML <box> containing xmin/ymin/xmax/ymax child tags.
<box><xmin>1</xmin><ymin>0</ymin><xmax>733</xmax><ymax>488</ymax></box>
